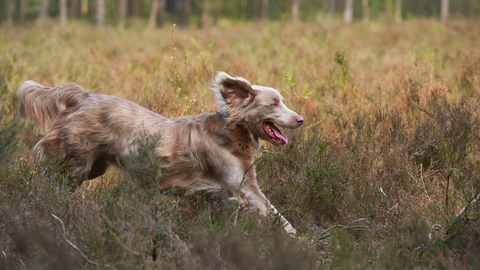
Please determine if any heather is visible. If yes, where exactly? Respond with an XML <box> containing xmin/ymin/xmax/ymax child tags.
<box><xmin>1</xmin><ymin>19</ymin><xmax>480</xmax><ymax>268</ymax></box>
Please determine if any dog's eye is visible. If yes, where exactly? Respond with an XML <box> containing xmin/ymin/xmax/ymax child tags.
<box><xmin>272</xmin><ymin>103</ymin><xmax>278</xmax><ymax>108</ymax></box>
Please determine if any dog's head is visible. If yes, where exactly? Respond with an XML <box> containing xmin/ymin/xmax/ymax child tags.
<box><xmin>212</xmin><ymin>72</ymin><xmax>304</xmax><ymax>146</ymax></box>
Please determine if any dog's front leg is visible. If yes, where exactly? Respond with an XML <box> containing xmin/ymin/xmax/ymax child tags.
<box><xmin>240</xmin><ymin>183</ymin><xmax>297</xmax><ymax>235</ymax></box>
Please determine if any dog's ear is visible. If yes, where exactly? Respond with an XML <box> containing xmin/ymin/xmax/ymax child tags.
<box><xmin>213</xmin><ymin>72</ymin><xmax>255</xmax><ymax>106</ymax></box>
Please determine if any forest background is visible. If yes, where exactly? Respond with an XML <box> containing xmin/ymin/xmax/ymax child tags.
<box><xmin>0</xmin><ymin>0</ymin><xmax>478</xmax><ymax>27</ymax></box>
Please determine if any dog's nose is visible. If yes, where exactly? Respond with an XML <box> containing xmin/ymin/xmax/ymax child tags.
<box><xmin>296</xmin><ymin>116</ymin><xmax>304</xmax><ymax>126</ymax></box>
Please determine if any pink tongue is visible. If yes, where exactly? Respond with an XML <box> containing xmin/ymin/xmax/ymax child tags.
<box><xmin>271</xmin><ymin>126</ymin><xmax>288</xmax><ymax>144</ymax></box>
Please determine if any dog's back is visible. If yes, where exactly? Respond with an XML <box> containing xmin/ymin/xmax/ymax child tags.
<box><xmin>17</xmin><ymin>73</ymin><xmax>302</xmax><ymax>234</ymax></box>
<box><xmin>17</xmin><ymin>81</ymin><xmax>175</xmax><ymax>186</ymax></box>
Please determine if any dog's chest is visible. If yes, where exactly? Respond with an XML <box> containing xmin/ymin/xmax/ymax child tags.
<box><xmin>224</xmin><ymin>124</ymin><xmax>259</xmax><ymax>159</ymax></box>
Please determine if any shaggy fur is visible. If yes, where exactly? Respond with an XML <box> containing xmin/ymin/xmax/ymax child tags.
<box><xmin>17</xmin><ymin>72</ymin><xmax>304</xmax><ymax>234</ymax></box>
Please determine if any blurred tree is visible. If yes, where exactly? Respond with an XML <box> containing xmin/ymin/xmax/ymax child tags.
<box><xmin>344</xmin><ymin>0</ymin><xmax>353</xmax><ymax>23</ymax></box>
<box><xmin>19</xmin><ymin>0</ymin><xmax>26</xmax><ymax>25</ymax></box>
<box><xmin>148</xmin><ymin>0</ymin><xmax>165</xmax><ymax>28</ymax></box>
<box><xmin>467</xmin><ymin>0</ymin><xmax>473</xmax><ymax>18</ymax></box>
<box><xmin>260</xmin><ymin>0</ymin><xmax>269</xmax><ymax>21</ymax></box>
<box><xmin>96</xmin><ymin>0</ymin><xmax>105</xmax><ymax>27</ymax></box>
<box><xmin>118</xmin><ymin>0</ymin><xmax>127</xmax><ymax>28</ymax></box>
<box><xmin>362</xmin><ymin>0</ymin><xmax>369</xmax><ymax>24</ymax></box>
<box><xmin>70</xmin><ymin>0</ymin><xmax>81</xmax><ymax>19</ymax></box>
<box><xmin>38</xmin><ymin>0</ymin><xmax>51</xmax><ymax>22</ymax></box>
<box><xmin>385</xmin><ymin>0</ymin><xmax>393</xmax><ymax>22</ymax></box>
<box><xmin>156</xmin><ymin>0</ymin><xmax>166</xmax><ymax>27</ymax></box>
<box><xmin>165</xmin><ymin>0</ymin><xmax>176</xmax><ymax>16</ymax></box>
<box><xmin>60</xmin><ymin>0</ymin><xmax>67</xmax><ymax>26</ymax></box>
<box><xmin>81</xmin><ymin>0</ymin><xmax>89</xmax><ymax>16</ymax></box>
<box><xmin>148</xmin><ymin>0</ymin><xmax>160</xmax><ymax>28</ymax></box>
<box><xmin>213</xmin><ymin>0</ymin><xmax>225</xmax><ymax>25</ymax></box>
<box><xmin>202</xmin><ymin>0</ymin><xmax>210</xmax><ymax>28</ymax></box>
<box><xmin>181</xmin><ymin>0</ymin><xmax>191</xmax><ymax>25</ymax></box>
<box><xmin>148</xmin><ymin>0</ymin><xmax>166</xmax><ymax>28</ymax></box>
<box><xmin>441</xmin><ymin>0</ymin><xmax>449</xmax><ymax>22</ymax></box>
<box><xmin>395</xmin><ymin>0</ymin><xmax>401</xmax><ymax>23</ymax></box>
<box><xmin>6</xmin><ymin>0</ymin><xmax>14</xmax><ymax>26</ymax></box>
<box><xmin>329</xmin><ymin>0</ymin><xmax>335</xmax><ymax>15</ymax></box>
<box><xmin>129</xmin><ymin>0</ymin><xmax>141</xmax><ymax>18</ymax></box>
<box><xmin>292</xmin><ymin>0</ymin><xmax>299</xmax><ymax>21</ymax></box>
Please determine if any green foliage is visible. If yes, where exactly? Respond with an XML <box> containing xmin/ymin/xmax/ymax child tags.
<box><xmin>120</xmin><ymin>135</ymin><xmax>164</xmax><ymax>193</ymax></box>
<box><xmin>0</xmin><ymin>113</ymin><xmax>22</xmax><ymax>166</ymax></box>
<box><xmin>0</xmin><ymin>73</ymin><xmax>22</xmax><ymax>167</ymax></box>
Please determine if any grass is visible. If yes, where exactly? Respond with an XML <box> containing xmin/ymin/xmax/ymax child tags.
<box><xmin>1</xmin><ymin>18</ymin><xmax>480</xmax><ymax>268</ymax></box>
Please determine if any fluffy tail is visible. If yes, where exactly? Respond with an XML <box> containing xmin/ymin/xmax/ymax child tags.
<box><xmin>17</xmin><ymin>81</ymin><xmax>90</xmax><ymax>131</ymax></box>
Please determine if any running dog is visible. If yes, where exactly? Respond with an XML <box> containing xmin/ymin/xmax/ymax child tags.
<box><xmin>17</xmin><ymin>72</ymin><xmax>304</xmax><ymax>234</ymax></box>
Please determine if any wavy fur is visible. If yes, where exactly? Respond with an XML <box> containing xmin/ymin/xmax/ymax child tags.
<box><xmin>17</xmin><ymin>72</ymin><xmax>304</xmax><ymax>235</ymax></box>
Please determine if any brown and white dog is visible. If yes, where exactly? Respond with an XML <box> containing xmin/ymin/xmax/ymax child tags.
<box><xmin>17</xmin><ymin>72</ymin><xmax>304</xmax><ymax>234</ymax></box>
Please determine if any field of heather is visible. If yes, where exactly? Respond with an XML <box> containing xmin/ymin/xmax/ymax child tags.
<box><xmin>1</xmin><ymin>19</ymin><xmax>480</xmax><ymax>269</ymax></box>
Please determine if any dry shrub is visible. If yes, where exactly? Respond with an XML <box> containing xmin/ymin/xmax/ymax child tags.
<box><xmin>2</xmin><ymin>20</ymin><xmax>480</xmax><ymax>268</ymax></box>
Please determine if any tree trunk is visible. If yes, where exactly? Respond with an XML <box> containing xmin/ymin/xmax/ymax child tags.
<box><xmin>344</xmin><ymin>0</ymin><xmax>353</xmax><ymax>23</ymax></box>
<box><xmin>118</xmin><ymin>0</ymin><xmax>127</xmax><ymax>28</ymax></box>
<box><xmin>148</xmin><ymin>0</ymin><xmax>160</xmax><ymax>29</ymax></box>
<box><xmin>19</xmin><ymin>0</ymin><xmax>27</xmax><ymax>25</ymax></box>
<box><xmin>362</xmin><ymin>0</ymin><xmax>369</xmax><ymax>24</ymax></box>
<box><xmin>328</xmin><ymin>0</ymin><xmax>335</xmax><ymax>16</ymax></box>
<box><xmin>441</xmin><ymin>0</ymin><xmax>449</xmax><ymax>23</ymax></box>
<box><xmin>181</xmin><ymin>0</ymin><xmax>191</xmax><ymax>25</ymax></box>
<box><xmin>201</xmin><ymin>0</ymin><xmax>210</xmax><ymax>28</ymax></box>
<box><xmin>213</xmin><ymin>0</ymin><xmax>225</xmax><ymax>25</ymax></box>
<box><xmin>38</xmin><ymin>0</ymin><xmax>51</xmax><ymax>22</ymax></box>
<box><xmin>69</xmin><ymin>0</ymin><xmax>81</xmax><ymax>18</ymax></box>
<box><xmin>130</xmin><ymin>0</ymin><xmax>142</xmax><ymax>17</ymax></box>
<box><xmin>6</xmin><ymin>0</ymin><xmax>14</xmax><ymax>26</ymax></box>
<box><xmin>96</xmin><ymin>0</ymin><xmax>105</xmax><ymax>27</ymax></box>
<box><xmin>260</xmin><ymin>0</ymin><xmax>268</xmax><ymax>22</ymax></box>
<box><xmin>467</xmin><ymin>0</ymin><xmax>473</xmax><ymax>18</ymax></box>
<box><xmin>291</xmin><ymin>0</ymin><xmax>300</xmax><ymax>21</ymax></box>
<box><xmin>81</xmin><ymin>0</ymin><xmax>88</xmax><ymax>16</ymax></box>
<box><xmin>60</xmin><ymin>0</ymin><xmax>67</xmax><ymax>26</ymax></box>
<box><xmin>156</xmin><ymin>0</ymin><xmax>166</xmax><ymax>27</ymax></box>
<box><xmin>385</xmin><ymin>0</ymin><xmax>393</xmax><ymax>22</ymax></box>
<box><xmin>395</xmin><ymin>0</ymin><xmax>402</xmax><ymax>23</ymax></box>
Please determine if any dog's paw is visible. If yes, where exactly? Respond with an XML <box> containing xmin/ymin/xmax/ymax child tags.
<box><xmin>227</xmin><ymin>196</ymin><xmax>249</xmax><ymax>208</ymax></box>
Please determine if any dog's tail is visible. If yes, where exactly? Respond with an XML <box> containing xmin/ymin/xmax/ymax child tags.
<box><xmin>17</xmin><ymin>81</ymin><xmax>90</xmax><ymax>131</ymax></box>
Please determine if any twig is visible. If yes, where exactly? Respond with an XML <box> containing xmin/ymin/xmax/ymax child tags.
<box><xmin>387</xmin><ymin>200</ymin><xmax>402</xmax><ymax>213</ymax></box>
<box><xmin>315</xmin><ymin>218</ymin><xmax>370</xmax><ymax>241</ymax></box>
<box><xmin>51</xmin><ymin>214</ymin><xmax>108</xmax><ymax>268</ymax></box>
<box><xmin>456</xmin><ymin>192</ymin><xmax>480</xmax><ymax>217</ymax></box>
<box><xmin>419</xmin><ymin>164</ymin><xmax>431</xmax><ymax>201</ymax></box>
<box><xmin>350</xmin><ymin>218</ymin><xmax>371</xmax><ymax>226</ymax></box>
<box><xmin>306</xmin><ymin>119</ymin><xmax>324</xmax><ymax>130</ymax></box>
<box><xmin>107</xmin><ymin>229</ymin><xmax>140</xmax><ymax>256</ymax></box>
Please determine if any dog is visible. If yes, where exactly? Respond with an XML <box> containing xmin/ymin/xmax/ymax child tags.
<box><xmin>17</xmin><ymin>72</ymin><xmax>304</xmax><ymax>234</ymax></box>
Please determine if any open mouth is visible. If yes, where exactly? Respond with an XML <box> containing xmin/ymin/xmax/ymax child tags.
<box><xmin>262</xmin><ymin>121</ymin><xmax>288</xmax><ymax>145</ymax></box>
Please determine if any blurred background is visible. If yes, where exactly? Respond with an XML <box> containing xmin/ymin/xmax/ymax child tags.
<box><xmin>0</xmin><ymin>0</ymin><xmax>477</xmax><ymax>27</ymax></box>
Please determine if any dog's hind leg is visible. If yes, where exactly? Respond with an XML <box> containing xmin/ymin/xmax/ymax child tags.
<box><xmin>88</xmin><ymin>155</ymin><xmax>111</xmax><ymax>180</ymax></box>
<box><xmin>67</xmin><ymin>150</ymin><xmax>114</xmax><ymax>188</ymax></box>
<box><xmin>38</xmin><ymin>132</ymin><xmax>110</xmax><ymax>188</ymax></box>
